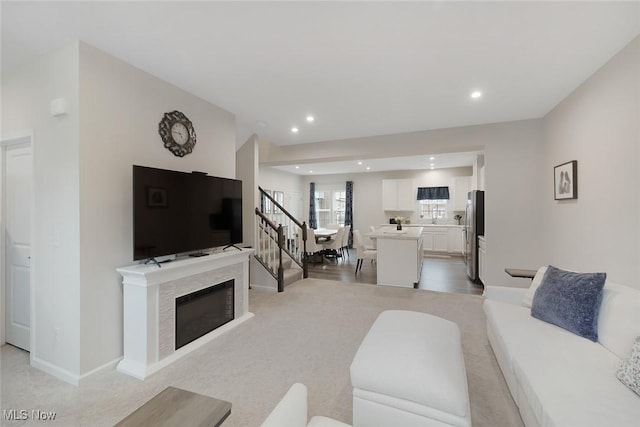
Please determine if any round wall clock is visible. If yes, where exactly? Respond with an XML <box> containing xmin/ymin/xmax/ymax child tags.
<box><xmin>158</xmin><ymin>111</ymin><xmax>197</xmax><ymax>157</ymax></box>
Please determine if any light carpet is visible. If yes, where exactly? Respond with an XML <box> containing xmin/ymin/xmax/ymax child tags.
<box><xmin>0</xmin><ymin>279</ymin><xmax>523</xmax><ymax>426</ymax></box>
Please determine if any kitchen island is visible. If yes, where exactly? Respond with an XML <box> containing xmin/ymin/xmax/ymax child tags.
<box><xmin>368</xmin><ymin>225</ymin><xmax>424</xmax><ymax>287</ymax></box>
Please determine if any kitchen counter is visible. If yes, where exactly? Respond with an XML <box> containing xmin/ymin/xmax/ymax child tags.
<box><xmin>370</xmin><ymin>225</ymin><xmax>424</xmax><ymax>240</ymax></box>
<box><xmin>379</xmin><ymin>224</ymin><xmax>463</xmax><ymax>228</ymax></box>
<box><xmin>368</xmin><ymin>226</ymin><xmax>423</xmax><ymax>287</ymax></box>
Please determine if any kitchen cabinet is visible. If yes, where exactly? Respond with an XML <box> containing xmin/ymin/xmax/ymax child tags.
<box><xmin>478</xmin><ymin>236</ymin><xmax>486</xmax><ymax>284</ymax></box>
<box><xmin>422</xmin><ymin>226</ymin><xmax>464</xmax><ymax>254</ymax></box>
<box><xmin>453</xmin><ymin>177</ymin><xmax>471</xmax><ymax>211</ymax></box>
<box><xmin>447</xmin><ymin>227</ymin><xmax>463</xmax><ymax>254</ymax></box>
<box><xmin>422</xmin><ymin>226</ymin><xmax>449</xmax><ymax>253</ymax></box>
<box><xmin>370</xmin><ymin>226</ymin><xmax>424</xmax><ymax>287</ymax></box>
<box><xmin>383</xmin><ymin>179</ymin><xmax>415</xmax><ymax>211</ymax></box>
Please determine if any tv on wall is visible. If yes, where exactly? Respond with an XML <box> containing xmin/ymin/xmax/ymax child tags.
<box><xmin>133</xmin><ymin>165</ymin><xmax>243</xmax><ymax>261</ymax></box>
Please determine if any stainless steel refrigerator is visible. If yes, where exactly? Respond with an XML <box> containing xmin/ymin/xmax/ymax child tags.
<box><xmin>464</xmin><ymin>190</ymin><xmax>485</xmax><ymax>282</ymax></box>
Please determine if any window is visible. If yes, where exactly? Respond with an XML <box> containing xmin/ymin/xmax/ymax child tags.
<box><xmin>315</xmin><ymin>188</ymin><xmax>346</xmax><ymax>227</ymax></box>
<box><xmin>420</xmin><ymin>199</ymin><xmax>448</xmax><ymax>219</ymax></box>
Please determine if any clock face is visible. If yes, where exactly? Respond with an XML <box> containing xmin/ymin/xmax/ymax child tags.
<box><xmin>171</xmin><ymin>122</ymin><xmax>189</xmax><ymax>145</ymax></box>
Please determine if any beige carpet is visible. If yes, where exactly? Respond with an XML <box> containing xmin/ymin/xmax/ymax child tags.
<box><xmin>1</xmin><ymin>279</ymin><xmax>523</xmax><ymax>426</ymax></box>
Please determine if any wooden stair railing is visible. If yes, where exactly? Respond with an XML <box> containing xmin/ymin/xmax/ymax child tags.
<box><xmin>255</xmin><ymin>187</ymin><xmax>308</xmax><ymax>292</ymax></box>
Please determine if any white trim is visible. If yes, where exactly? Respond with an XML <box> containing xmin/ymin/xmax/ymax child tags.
<box><xmin>1</xmin><ymin>131</ymin><xmax>34</xmax><ymax>351</ymax></box>
<box><xmin>31</xmin><ymin>356</ymin><xmax>80</xmax><ymax>386</ymax></box>
<box><xmin>77</xmin><ymin>356</ymin><xmax>123</xmax><ymax>385</ymax></box>
<box><xmin>249</xmin><ymin>284</ymin><xmax>278</xmax><ymax>292</ymax></box>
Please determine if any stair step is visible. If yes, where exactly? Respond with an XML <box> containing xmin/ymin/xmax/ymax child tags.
<box><xmin>258</xmin><ymin>254</ymin><xmax>295</xmax><ymax>270</ymax></box>
<box><xmin>283</xmin><ymin>268</ymin><xmax>303</xmax><ymax>287</ymax></box>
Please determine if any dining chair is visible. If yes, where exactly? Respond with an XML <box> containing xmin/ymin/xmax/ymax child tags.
<box><xmin>367</xmin><ymin>225</ymin><xmax>377</xmax><ymax>249</ymax></box>
<box><xmin>305</xmin><ymin>228</ymin><xmax>323</xmax><ymax>264</ymax></box>
<box><xmin>353</xmin><ymin>229</ymin><xmax>377</xmax><ymax>274</ymax></box>
<box><xmin>341</xmin><ymin>225</ymin><xmax>351</xmax><ymax>258</ymax></box>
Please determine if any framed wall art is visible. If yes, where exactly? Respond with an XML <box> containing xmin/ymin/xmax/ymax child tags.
<box><xmin>554</xmin><ymin>160</ymin><xmax>578</xmax><ymax>200</ymax></box>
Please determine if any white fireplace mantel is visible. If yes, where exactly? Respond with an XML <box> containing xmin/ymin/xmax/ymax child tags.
<box><xmin>116</xmin><ymin>248</ymin><xmax>254</xmax><ymax>380</ymax></box>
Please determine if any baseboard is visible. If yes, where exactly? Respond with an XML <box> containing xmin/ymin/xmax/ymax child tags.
<box><xmin>31</xmin><ymin>356</ymin><xmax>80</xmax><ymax>386</ymax></box>
<box><xmin>78</xmin><ymin>356</ymin><xmax>123</xmax><ymax>385</ymax></box>
<box><xmin>250</xmin><ymin>284</ymin><xmax>277</xmax><ymax>292</ymax></box>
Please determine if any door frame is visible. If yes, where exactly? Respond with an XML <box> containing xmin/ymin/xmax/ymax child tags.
<box><xmin>1</xmin><ymin>131</ymin><xmax>34</xmax><ymax>351</ymax></box>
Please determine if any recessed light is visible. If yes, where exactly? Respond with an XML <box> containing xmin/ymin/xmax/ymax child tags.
<box><xmin>291</xmin><ymin>127</ymin><xmax>299</xmax><ymax>133</ymax></box>
<box><xmin>429</xmin><ymin>156</ymin><xmax>435</xmax><ymax>160</ymax></box>
<box><xmin>430</xmin><ymin>166</ymin><xmax>435</xmax><ymax>170</ymax></box>
<box><xmin>357</xmin><ymin>161</ymin><xmax>363</xmax><ymax>165</ymax></box>
<box><xmin>470</xmin><ymin>91</ymin><xmax>482</xmax><ymax>99</ymax></box>
<box><xmin>295</xmin><ymin>165</ymin><xmax>300</xmax><ymax>169</ymax></box>
<box><xmin>366</xmin><ymin>166</ymin><xmax>371</xmax><ymax>170</ymax></box>
<box><xmin>430</xmin><ymin>163</ymin><xmax>435</xmax><ymax>167</ymax></box>
<box><xmin>306</xmin><ymin>115</ymin><xmax>314</xmax><ymax>123</ymax></box>
<box><xmin>309</xmin><ymin>170</ymin><xmax>313</xmax><ymax>173</ymax></box>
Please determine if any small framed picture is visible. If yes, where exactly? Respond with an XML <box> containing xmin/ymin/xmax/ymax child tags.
<box><xmin>554</xmin><ymin>161</ymin><xmax>578</xmax><ymax>200</ymax></box>
<box><xmin>147</xmin><ymin>187</ymin><xmax>168</xmax><ymax>207</ymax></box>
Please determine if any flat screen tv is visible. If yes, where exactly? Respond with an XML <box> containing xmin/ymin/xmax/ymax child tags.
<box><xmin>133</xmin><ymin>165</ymin><xmax>243</xmax><ymax>261</ymax></box>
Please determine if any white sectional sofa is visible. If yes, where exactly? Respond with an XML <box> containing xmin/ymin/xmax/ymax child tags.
<box><xmin>484</xmin><ymin>276</ymin><xmax>640</xmax><ymax>427</ymax></box>
<box><xmin>260</xmin><ymin>383</ymin><xmax>351</xmax><ymax>427</ymax></box>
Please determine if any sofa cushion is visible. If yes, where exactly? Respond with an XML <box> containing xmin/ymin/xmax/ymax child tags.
<box><xmin>485</xmin><ymin>297</ymin><xmax>640</xmax><ymax>427</ymax></box>
<box><xmin>513</xmin><ymin>338</ymin><xmax>639</xmax><ymax>427</ymax></box>
<box><xmin>521</xmin><ymin>266</ymin><xmax>548</xmax><ymax>308</ymax></box>
<box><xmin>617</xmin><ymin>336</ymin><xmax>640</xmax><ymax>397</ymax></box>
<box><xmin>598</xmin><ymin>281</ymin><xmax>640</xmax><ymax>359</ymax></box>
<box><xmin>531</xmin><ymin>266</ymin><xmax>605</xmax><ymax>341</ymax></box>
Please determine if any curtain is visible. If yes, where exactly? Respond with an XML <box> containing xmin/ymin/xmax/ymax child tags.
<box><xmin>309</xmin><ymin>182</ymin><xmax>317</xmax><ymax>229</ymax></box>
<box><xmin>345</xmin><ymin>181</ymin><xmax>353</xmax><ymax>247</ymax></box>
<box><xmin>417</xmin><ymin>186</ymin><xmax>450</xmax><ymax>200</ymax></box>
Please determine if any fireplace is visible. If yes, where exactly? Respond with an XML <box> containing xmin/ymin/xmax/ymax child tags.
<box><xmin>175</xmin><ymin>279</ymin><xmax>234</xmax><ymax>349</ymax></box>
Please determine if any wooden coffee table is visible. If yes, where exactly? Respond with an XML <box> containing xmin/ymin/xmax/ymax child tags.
<box><xmin>115</xmin><ymin>386</ymin><xmax>231</xmax><ymax>427</ymax></box>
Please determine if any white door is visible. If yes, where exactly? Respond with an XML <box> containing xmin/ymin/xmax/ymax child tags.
<box><xmin>4</xmin><ymin>142</ymin><xmax>32</xmax><ymax>351</ymax></box>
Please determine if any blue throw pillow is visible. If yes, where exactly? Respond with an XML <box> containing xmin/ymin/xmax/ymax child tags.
<box><xmin>531</xmin><ymin>266</ymin><xmax>606</xmax><ymax>342</ymax></box>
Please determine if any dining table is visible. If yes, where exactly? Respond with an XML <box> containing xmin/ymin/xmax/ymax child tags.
<box><xmin>313</xmin><ymin>228</ymin><xmax>338</xmax><ymax>242</ymax></box>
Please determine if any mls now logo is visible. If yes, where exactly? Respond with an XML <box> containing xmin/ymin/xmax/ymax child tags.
<box><xmin>3</xmin><ymin>409</ymin><xmax>28</xmax><ymax>420</ymax></box>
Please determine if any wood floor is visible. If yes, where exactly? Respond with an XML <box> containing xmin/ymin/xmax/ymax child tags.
<box><xmin>306</xmin><ymin>249</ymin><xmax>484</xmax><ymax>295</ymax></box>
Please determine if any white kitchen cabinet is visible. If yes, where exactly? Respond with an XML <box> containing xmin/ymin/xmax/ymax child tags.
<box><xmin>447</xmin><ymin>227</ymin><xmax>463</xmax><ymax>254</ymax></box>
<box><xmin>422</xmin><ymin>227</ymin><xmax>448</xmax><ymax>253</ymax></box>
<box><xmin>478</xmin><ymin>236</ymin><xmax>486</xmax><ymax>284</ymax></box>
<box><xmin>433</xmin><ymin>231</ymin><xmax>448</xmax><ymax>252</ymax></box>
<box><xmin>422</xmin><ymin>232</ymin><xmax>434</xmax><ymax>251</ymax></box>
<box><xmin>423</xmin><ymin>226</ymin><xmax>464</xmax><ymax>254</ymax></box>
<box><xmin>453</xmin><ymin>177</ymin><xmax>471</xmax><ymax>211</ymax></box>
<box><xmin>383</xmin><ymin>179</ymin><xmax>415</xmax><ymax>211</ymax></box>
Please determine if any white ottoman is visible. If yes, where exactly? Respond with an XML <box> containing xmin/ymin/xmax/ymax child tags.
<box><xmin>350</xmin><ymin>310</ymin><xmax>471</xmax><ymax>427</ymax></box>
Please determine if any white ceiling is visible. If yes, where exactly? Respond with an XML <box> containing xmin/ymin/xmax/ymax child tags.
<box><xmin>272</xmin><ymin>151</ymin><xmax>481</xmax><ymax>176</ymax></box>
<box><xmin>2</xmin><ymin>1</ymin><xmax>639</xmax><ymax>161</ymax></box>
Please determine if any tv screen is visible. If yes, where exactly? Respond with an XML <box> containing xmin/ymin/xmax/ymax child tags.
<box><xmin>133</xmin><ymin>165</ymin><xmax>243</xmax><ymax>260</ymax></box>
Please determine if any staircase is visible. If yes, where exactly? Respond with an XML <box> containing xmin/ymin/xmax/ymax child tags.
<box><xmin>254</xmin><ymin>187</ymin><xmax>308</xmax><ymax>292</ymax></box>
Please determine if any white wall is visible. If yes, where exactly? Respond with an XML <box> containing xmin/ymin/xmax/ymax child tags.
<box><xmin>258</xmin><ymin>166</ymin><xmax>304</xmax><ymax>218</ymax></box>
<box><xmin>78</xmin><ymin>43</ymin><xmax>236</xmax><ymax>375</ymax></box>
<box><xmin>237</xmin><ymin>134</ymin><xmax>259</xmax><ymax>247</ymax></box>
<box><xmin>262</xmin><ymin>119</ymin><xmax>545</xmax><ymax>286</ymax></box>
<box><xmin>1</xmin><ymin>41</ymin><xmax>237</xmax><ymax>382</ymax></box>
<box><xmin>542</xmin><ymin>35</ymin><xmax>640</xmax><ymax>288</ymax></box>
<box><xmin>1</xmin><ymin>43</ymin><xmax>82</xmax><ymax>381</ymax></box>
